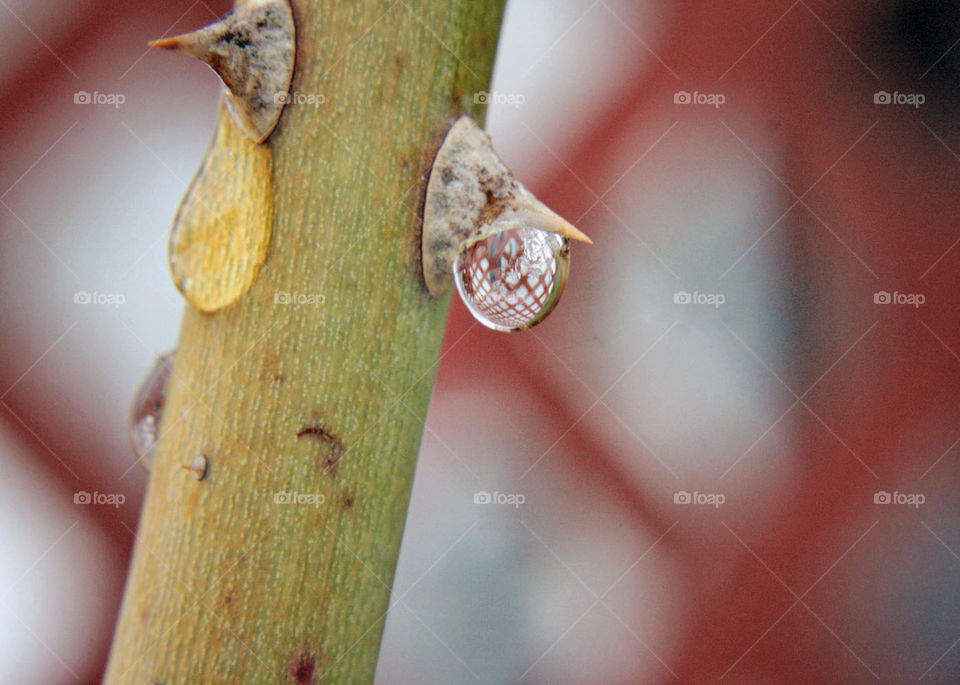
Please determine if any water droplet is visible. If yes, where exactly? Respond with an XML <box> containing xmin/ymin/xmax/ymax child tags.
<box><xmin>169</xmin><ymin>101</ymin><xmax>273</xmax><ymax>313</ymax></box>
<box><xmin>129</xmin><ymin>352</ymin><xmax>175</xmax><ymax>469</ymax></box>
<box><xmin>453</xmin><ymin>227</ymin><xmax>570</xmax><ymax>331</ymax></box>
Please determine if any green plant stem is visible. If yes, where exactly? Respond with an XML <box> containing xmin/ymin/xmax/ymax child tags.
<box><xmin>103</xmin><ymin>1</ymin><xmax>504</xmax><ymax>681</ymax></box>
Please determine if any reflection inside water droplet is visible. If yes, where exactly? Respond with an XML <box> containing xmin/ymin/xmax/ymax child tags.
<box><xmin>453</xmin><ymin>227</ymin><xmax>569</xmax><ymax>331</ymax></box>
<box><xmin>129</xmin><ymin>352</ymin><xmax>175</xmax><ymax>469</ymax></box>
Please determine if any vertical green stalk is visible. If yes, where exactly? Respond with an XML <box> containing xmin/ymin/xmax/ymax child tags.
<box><xmin>104</xmin><ymin>1</ymin><xmax>504</xmax><ymax>681</ymax></box>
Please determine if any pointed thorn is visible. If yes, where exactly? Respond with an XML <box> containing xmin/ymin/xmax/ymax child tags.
<box><xmin>558</xmin><ymin>221</ymin><xmax>593</xmax><ymax>244</ymax></box>
<box><xmin>509</xmin><ymin>197</ymin><xmax>594</xmax><ymax>245</ymax></box>
<box><xmin>148</xmin><ymin>29</ymin><xmax>215</xmax><ymax>59</ymax></box>
<box><xmin>148</xmin><ymin>36</ymin><xmax>183</xmax><ymax>50</ymax></box>
<box><xmin>147</xmin><ymin>0</ymin><xmax>296</xmax><ymax>143</ymax></box>
<box><xmin>422</xmin><ymin>115</ymin><xmax>591</xmax><ymax>297</ymax></box>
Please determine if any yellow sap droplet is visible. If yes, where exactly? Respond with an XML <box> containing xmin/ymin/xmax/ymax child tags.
<box><xmin>169</xmin><ymin>98</ymin><xmax>273</xmax><ymax>313</ymax></box>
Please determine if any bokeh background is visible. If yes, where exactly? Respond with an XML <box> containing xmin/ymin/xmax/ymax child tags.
<box><xmin>3</xmin><ymin>0</ymin><xmax>960</xmax><ymax>682</ymax></box>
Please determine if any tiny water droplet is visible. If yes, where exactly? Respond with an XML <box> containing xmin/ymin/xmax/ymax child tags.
<box><xmin>129</xmin><ymin>352</ymin><xmax>175</xmax><ymax>469</ymax></box>
<box><xmin>453</xmin><ymin>227</ymin><xmax>570</xmax><ymax>331</ymax></box>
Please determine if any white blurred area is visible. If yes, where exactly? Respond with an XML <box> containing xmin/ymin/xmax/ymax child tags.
<box><xmin>0</xmin><ymin>1</ymin><xmax>791</xmax><ymax>683</ymax></box>
<box><xmin>0</xmin><ymin>421</ymin><xmax>122</xmax><ymax>682</ymax></box>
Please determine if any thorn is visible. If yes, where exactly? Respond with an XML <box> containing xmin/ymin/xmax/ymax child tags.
<box><xmin>422</xmin><ymin>116</ymin><xmax>592</xmax><ymax>298</ymax></box>
<box><xmin>508</xmin><ymin>194</ymin><xmax>594</xmax><ymax>244</ymax></box>
<box><xmin>148</xmin><ymin>36</ymin><xmax>184</xmax><ymax>50</ymax></box>
<box><xmin>149</xmin><ymin>0</ymin><xmax>295</xmax><ymax>143</ymax></box>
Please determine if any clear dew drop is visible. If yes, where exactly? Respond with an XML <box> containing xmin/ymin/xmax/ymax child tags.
<box><xmin>129</xmin><ymin>352</ymin><xmax>175</xmax><ymax>470</ymax></box>
<box><xmin>453</xmin><ymin>227</ymin><xmax>570</xmax><ymax>331</ymax></box>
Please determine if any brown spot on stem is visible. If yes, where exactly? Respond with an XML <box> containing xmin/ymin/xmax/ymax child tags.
<box><xmin>340</xmin><ymin>494</ymin><xmax>355</xmax><ymax>511</ymax></box>
<box><xmin>262</xmin><ymin>352</ymin><xmax>284</xmax><ymax>383</ymax></box>
<box><xmin>297</xmin><ymin>424</ymin><xmax>342</xmax><ymax>475</ymax></box>
<box><xmin>291</xmin><ymin>654</ymin><xmax>315</xmax><ymax>683</ymax></box>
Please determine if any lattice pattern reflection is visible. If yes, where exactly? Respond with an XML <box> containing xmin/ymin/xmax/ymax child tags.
<box><xmin>456</xmin><ymin>229</ymin><xmax>559</xmax><ymax>329</ymax></box>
